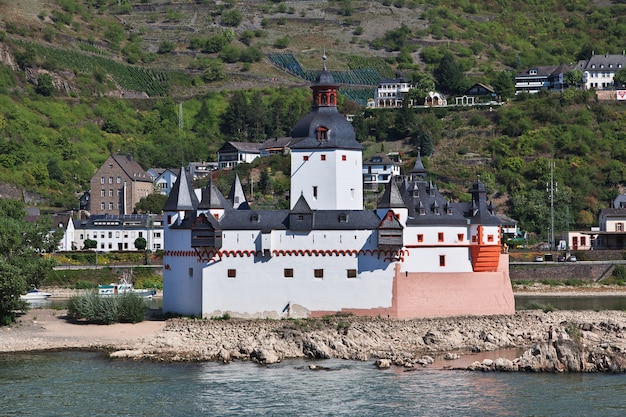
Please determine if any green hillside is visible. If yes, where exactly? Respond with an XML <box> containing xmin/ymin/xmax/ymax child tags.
<box><xmin>0</xmin><ymin>0</ymin><xmax>625</xmax><ymax>241</ymax></box>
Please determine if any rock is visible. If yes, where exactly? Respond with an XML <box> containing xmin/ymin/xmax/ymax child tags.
<box><xmin>444</xmin><ymin>352</ymin><xmax>460</xmax><ymax>360</ymax></box>
<box><xmin>375</xmin><ymin>359</ymin><xmax>391</xmax><ymax>369</ymax></box>
<box><xmin>109</xmin><ymin>349</ymin><xmax>144</xmax><ymax>359</ymax></box>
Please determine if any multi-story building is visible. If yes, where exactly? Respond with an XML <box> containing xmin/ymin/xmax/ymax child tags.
<box><xmin>217</xmin><ymin>142</ymin><xmax>262</xmax><ymax>169</ymax></box>
<box><xmin>89</xmin><ymin>155</ymin><xmax>153</xmax><ymax>216</ymax></box>
<box><xmin>370</xmin><ymin>73</ymin><xmax>413</xmax><ymax>108</ymax></box>
<box><xmin>73</xmin><ymin>214</ymin><xmax>163</xmax><ymax>252</ymax></box>
<box><xmin>582</xmin><ymin>52</ymin><xmax>626</xmax><ymax>90</ymax></box>
<box><xmin>363</xmin><ymin>152</ymin><xmax>402</xmax><ymax>191</ymax></box>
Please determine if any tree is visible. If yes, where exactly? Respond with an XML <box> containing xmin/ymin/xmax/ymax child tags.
<box><xmin>0</xmin><ymin>199</ymin><xmax>60</xmax><ymax>325</ymax></box>
<box><xmin>134</xmin><ymin>237</ymin><xmax>147</xmax><ymax>251</ymax></box>
<box><xmin>407</xmin><ymin>71</ymin><xmax>436</xmax><ymax>105</ymax></box>
<box><xmin>433</xmin><ymin>52</ymin><xmax>467</xmax><ymax>94</ymax></box>
<box><xmin>135</xmin><ymin>193</ymin><xmax>168</xmax><ymax>214</ymax></box>
<box><xmin>491</xmin><ymin>71</ymin><xmax>515</xmax><ymax>99</ymax></box>
<box><xmin>564</xmin><ymin>70</ymin><xmax>583</xmax><ymax>88</ymax></box>
<box><xmin>84</xmin><ymin>238</ymin><xmax>97</xmax><ymax>250</ymax></box>
<box><xmin>614</xmin><ymin>68</ymin><xmax>626</xmax><ymax>88</ymax></box>
<box><xmin>36</xmin><ymin>73</ymin><xmax>54</xmax><ymax>96</ymax></box>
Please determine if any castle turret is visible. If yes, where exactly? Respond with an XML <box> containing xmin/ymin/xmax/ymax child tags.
<box><xmin>289</xmin><ymin>54</ymin><xmax>363</xmax><ymax>210</ymax></box>
<box><xmin>163</xmin><ymin>167</ymin><xmax>199</xmax><ymax>227</ymax></box>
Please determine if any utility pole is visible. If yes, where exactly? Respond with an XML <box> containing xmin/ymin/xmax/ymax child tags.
<box><xmin>546</xmin><ymin>161</ymin><xmax>557</xmax><ymax>251</ymax></box>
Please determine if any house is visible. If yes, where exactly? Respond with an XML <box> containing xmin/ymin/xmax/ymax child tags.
<box><xmin>51</xmin><ymin>212</ymin><xmax>76</xmax><ymax>251</ymax></box>
<box><xmin>515</xmin><ymin>65</ymin><xmax>560</xmax><ymax>95</ymax></box>
<box><xmin>187</xmin><ymin>161</ymin><xmax>218</xmax><ymax>180</ymax></box>
<box><xmin>466</xmin><ymin>83</ymin><xmax>495</xmax><ymax>97</ymax></box>
<box><xmin>73</xmin><ymin>214</ymin><xmax>164</xmax><ymax>252</ymax></box>
<box><xmin>162</xmin><ymin>57</ymin><xmax>514</xmax><ymax>320</ymax></box>
<box><xmin>363</xmin><ymin>152</ymin><xmax>402</xmax><ymax>191</ymax></box>
<box><xmin>217</xmin><ymin>141</ymin><xmax>262</xmax><ymax>169</ymax></box>
<box><xmin>456</xmin><ymin>83</ymin><xmax>497</xmax><ymax>106</ymax></box>
<box><xmin>148</xmin><ymin>168</ymin><xmax>179</xmax><ymax>196</ymax></box>
<box><xmin>259</xmin><ymin>136</ymin><xmax>304</xmax><ymax>157</ymax></box>
<box><xmin>582</xmin><ymin>52</ymin><xmax>626</xmax><ymax>90</ymax></box>
<box><xmin>370</xmin><ymin>72</ymin><xmax>414</xmax><ymax>109</ymax></box>
<box><xmin>89</xmin><ymin>154</ymin><xmax>153</xmax><ymax>216</ymax></box>
<box><xmin>79</xmin><ymin>191</ymin><xmax>90</xmax><ymax>212</ymax></box>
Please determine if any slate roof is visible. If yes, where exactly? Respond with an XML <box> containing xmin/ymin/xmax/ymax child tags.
<box><xmin>198</xmin><ymin>177</ymin><xmax>228</xmax><ymax>210</ymax></box>
<box><xmin>111</xmin><ymin>154</ymin><xmax>152</xmax><ymax>182</ymax></box>
<box><xmin>290</xmin><ymin>107</ymin><xmax>361</xmax><ymax>150</ymax></box>
<box><xmin>163</xmin><ymin>168</ymin><xmax>199</xmax><ymax>211</ymax></box>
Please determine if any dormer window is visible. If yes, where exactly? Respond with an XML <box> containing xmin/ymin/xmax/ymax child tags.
<box><xmin>529</xmin><ymin>69</ymin><xmax>537</xmax><ymax>75</ymax></box>
<box><xmin>251</xmin><ymin>214</ymin><xmax>259</xmax><ymax>223</ymax></box>
<box><xmin>316</xmin><ymin>126</ymin><xmax>329</xmax><ymax>142</ymax></box>
<box><xmin>339</xmin><ymin>213</ymin><xmax>348</xmax><ymax>223</ymax></box>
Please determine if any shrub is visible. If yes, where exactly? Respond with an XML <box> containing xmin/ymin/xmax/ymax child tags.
<box><xmin>67</xmin><ymin>292</ymin><xmax>146</xmax><ymax>324</ymax></box>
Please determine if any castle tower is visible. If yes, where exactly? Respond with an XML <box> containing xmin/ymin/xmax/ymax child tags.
<box><xmin>289</xmin><ymin>54</ymin><xmax>363</xmax><ymax>210</ymax></box>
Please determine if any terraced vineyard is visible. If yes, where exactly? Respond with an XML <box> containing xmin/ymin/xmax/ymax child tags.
<box><xmin>17</xmin><ymin>41</ymin><xmax>168</xmax><ymax>97</ymax></box>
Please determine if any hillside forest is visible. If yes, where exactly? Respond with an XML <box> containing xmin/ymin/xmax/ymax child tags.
<box><xmin>0</xmin><ymin>0</ymin><xmax>626</xmax><ymax>243</ymax></box>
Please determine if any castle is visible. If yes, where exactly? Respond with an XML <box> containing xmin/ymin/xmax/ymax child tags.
<box><xmin>162</xmin><ymin>57</ymin><xmax>515</xmax><ymax>319</ymax></box>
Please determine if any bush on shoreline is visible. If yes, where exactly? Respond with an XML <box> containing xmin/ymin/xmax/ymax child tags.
<box><xmin>67</xmin><ymin>292</ymin><xmax>147</xmax><ymax>324</ymax></box>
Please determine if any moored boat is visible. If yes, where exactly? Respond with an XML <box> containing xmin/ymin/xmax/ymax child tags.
<box><xmin>98</xmin><ymin>276</ymin><xmax>156</xmax><ymax>298</ymax></box>
<box><xmin>20</xmin><ymin>289</ymin><xmax>52</xmax><ymax>301</ymax></box>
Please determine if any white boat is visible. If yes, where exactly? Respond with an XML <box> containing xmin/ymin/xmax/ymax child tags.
<box><xmin>20</xmin><ymin>289</ymin><xmax>52</xmax><ymax>301</ymax></box>
<box><xmin>98</xmin><ymin>276</ymin><xmax>156</xmax><ymax>298</ymax></box>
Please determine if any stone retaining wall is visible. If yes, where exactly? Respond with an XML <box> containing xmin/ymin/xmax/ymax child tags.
<box><xmin>510</xmin><ymin>263</ymin><xmax>615</xmax><ymax>282</ymax></box>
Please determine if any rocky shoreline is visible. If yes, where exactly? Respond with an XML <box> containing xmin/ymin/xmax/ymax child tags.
<box><xmin>3</xmin><ymin>303</ymin><xmax>626</xmax><ymax>373</ymax></box>
<box><xmin>116</xmin><ymin>310</ymin><xmax>626</xmax><ymax>373</ymax></box>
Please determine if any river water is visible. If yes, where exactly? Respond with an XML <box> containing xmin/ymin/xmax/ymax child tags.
<box><xmin>5</xmin><ymin>295</ymin><xmax>626</xmax><ymax>416</ymax></box>
<box><xmin>2</xmin><ymin>352</ymin><xmax>626</xmax><ymax>417</ymax></box>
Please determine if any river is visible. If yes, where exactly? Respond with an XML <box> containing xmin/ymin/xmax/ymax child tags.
<box><xmin>2</xmin><ymin>352</ymin><xmax>626</xmax><ymax>417</ymax></box>
<box><xmin>6</xmin><ymin>295</ymin><xmax>626</xmax><ymax>416</ymax></box>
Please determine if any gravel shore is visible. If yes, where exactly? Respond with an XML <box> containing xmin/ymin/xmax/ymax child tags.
<box><xmin>3</xmin><ymin>302</ymin><xmax>626</xmax><ymax>372</ymax></box>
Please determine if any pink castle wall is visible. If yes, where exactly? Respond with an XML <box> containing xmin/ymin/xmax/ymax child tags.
<box><xmin>311</xmin><ymin>254</ymin><xmax>514</xmax><ymax>319</ymax></box>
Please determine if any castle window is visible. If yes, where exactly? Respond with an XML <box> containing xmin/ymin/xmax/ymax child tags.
<box><xmin>457</xmin><ymin>233</ymin><xmax>464</xmax><ymax>242</ymax></box>
<box><xmin>438</xmin><ymin>232</ymin><xmax>444</xmax><ymax>242</ymax></box>
<box><xmin>313</xmin><ymin>186</ymin><xmax>318</xmax><ymax>199</ymax></box>
<box><xmin>188</xmin><ymin>268</ymin><xmax>193</xmax><ymax>277</ymax></box>
<box><xmin>339</xmin><ymin>213</ymin><xmax>348</xmax><ymax>222</ymax></box>
<box><xmin>251</xmin><ymin>214</ymin><xmax>259</xmax><ymax>222</ymax></box>
<box><xmin>419</xmin><ymin>208</ymin><xmax>425</xmax><ymax>216</ymax></box>
<box><xmin>284</xmin><ymin>268</ymin><xmax>294</xmax><ymax>278</ymax></box>
<box><xmin>617</xmin><ymin>223</ymin><xmax>624</xmax><ymax>232</ymax></box>
<box><xmin>314</xmin><ymin>269</ymin><xmax>324</xmax><ymax>278</ymax></box>
<box><xmin>417</xmin><ymin>234</ymin><xmax>424</xmax><ymax>243</ymax></box>
<box><xmin>297</xmin><ymin>215</ymin><xmax>304</xmax><ymax>221</ymax></box>
<box><xmin>316</xmin><ymin>126</ymin><xmax>328</xmax><ymax>142</ymax></box>
<box><xmin>109</xmin><ymin>176</ymin><xmax>113</xmax><ymax>184</ymax></box>
<box><xmin>227</xmin><ymin>269</ymin><xmax>237</xmax><ymax>278</ymax></box>
<box><xmin>303</xmin><ymin>155</ymin><xmax>309</xmax><ymax>161</ymax></box>
<box><xmin>321</xmin><ymin>154</ymin><xmax>326</xmax><ymax>161</ymax></box>
<box><xmin>347</xmin><ymin>269</ymin><xmax>357</xmax><ymax>278</ymax></box>
<box><xmin>439</xmin><ymin>255</ymin><xmax>446</xmax><ymax>267</ymax></box>
<box><xmin>342</xmin><ymin>155</ymin><xmax>347</xmax><ymax>161</ymax></box>
<box><xmin>101</xmin><ymin>176</ymin><xmax>105</xmax><ymax>184</ymax></box>
<box><xmin>488</xmin><ymin>235</ymin><xmax>494</xmax><ymax>242</ymax></box>
<box><xmin>117</xmin><ymin>176</ymin><xmax>122</xmax><ymax>184</ymax></box>
<box><xmin>101</xmin><ymin>189</ymin><xmax>105</xmax><ymax>197</ymax></box>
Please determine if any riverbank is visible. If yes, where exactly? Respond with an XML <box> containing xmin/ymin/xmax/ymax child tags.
<box><xmin>3</xmin><ymin>304</ymin><xmax>626</xmax><ymax>372</ymax></box>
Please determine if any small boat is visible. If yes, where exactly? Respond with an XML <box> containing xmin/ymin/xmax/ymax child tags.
<box><xmin>98</xmin><ymin>275</ymin><xmax>156</xmax><ymax>298</ymax></box>
<box><xmin>20</xmin><ymin>289</ymin><xmax>52</xmax><ymax>301</ymax></box>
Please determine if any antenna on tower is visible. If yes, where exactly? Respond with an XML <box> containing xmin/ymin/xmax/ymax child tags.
<box><xmin>178</xmin><ymin>102</ymin><xmax>183</xmax><ymax>132</ymax></box>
